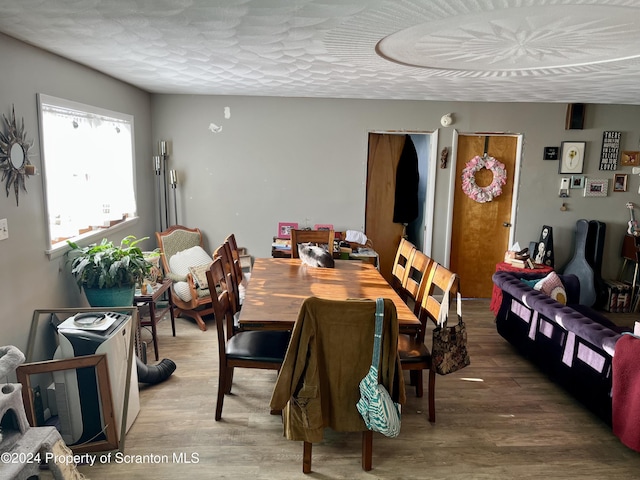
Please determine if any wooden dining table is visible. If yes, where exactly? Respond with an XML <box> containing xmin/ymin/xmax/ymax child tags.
<box><xmin>238</xmin><ymin>258</ymin><xmax>421</xmax><ymax>333</ymax></box>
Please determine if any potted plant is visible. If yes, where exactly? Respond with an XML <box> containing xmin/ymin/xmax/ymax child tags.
<box><xmin>66</xmin><ymin>235</ymin><xmax>152</xmax><ymax>307</ymax></box>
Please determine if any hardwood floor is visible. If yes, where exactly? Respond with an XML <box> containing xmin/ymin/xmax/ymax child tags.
<box><xmin>73</xmin><ymin>300</ymin><xmax>640</xmax><ymax>479</ymax></box>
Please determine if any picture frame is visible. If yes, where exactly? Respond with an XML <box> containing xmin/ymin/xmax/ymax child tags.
<box><xmin>614</xmin><ymin>174</ymin><xmax>628</xmax><ymax>192</ymax></box>
<box><xmin>621</xmin><ymin>151</ymin><xmax>640</xmax><ymax>167</ymax></box>
<box><xmin>559</xmin><ymin>141</ymin><xmax>586</xmax><ymax>174</ymax></box>
<box><xmin>314</xmin><ymin>224</ymin><xmax>334</xmax><ymax>231</ymax></box>
<box><xmin>277</xmin><ymin>222</ymin><xmax>298</xmax><ymax>239</ymax></box>
<box><xmin>584</xmin><ymin>178</ymin><xmax>608</xmax><ymax>197</ymax></box>
<box><xmin>570</xmin><ymin>175</ymin><xmax>585</xmax><ymax>189</ymax></box>
<box><xmin>16</xmin><ymin>353</ymin><xmax>119</xmax><ymax>454</ymax></box>
<box><xmin>543</xmin><ymin>146</ymin><xmax>559</xmax><ymax>160</ymax></box>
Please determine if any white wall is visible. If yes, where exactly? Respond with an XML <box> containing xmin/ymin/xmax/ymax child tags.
<box><xmin>0</xmin><ymin>33</ymin><xmax>154</xmax><ymax>357</ymax></box>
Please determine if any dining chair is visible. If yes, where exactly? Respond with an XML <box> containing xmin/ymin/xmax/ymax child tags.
<box><xmin>213</xmin><ymin>242</ymin><xmax>241</xmax><ymax>316</ymax></box>
<box><xmin>205</xmin><ymin>258</ymin><xmax>291</xmax><ymax>421</ymax></box>
<box><xmin>270</xmin><ymin>297</ymin><xmax>405</xmax><ymax>473</ymax></box>
<box><xmin>290</xmin><ymin>229</ymin><xmax>335</xmax><ymax>258</ymax></box>
<box><xmin>224</xmin><ymin>233</ymin><xmax>246</xmax><ymax>284</ymax></box>
<box><xmin>403</xmin><ymin>250</ymin><xmax>436</xmax><ymax>315</ymax></box>
<box><xmin>398</xmin><ymin>263</ymin><xmax>460</xmax><ymax>423</ymax></box>
<box><xmin>391</xmin><ymin>238</ymin><xmax>417</xmax><ymax>300</ymax></box>
<box><xmin>156</xmin><ymin>225</ymin><xmax>214</xmax><ymax>331</ymax></box>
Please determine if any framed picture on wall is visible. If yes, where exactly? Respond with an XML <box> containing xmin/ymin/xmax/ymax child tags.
<box><xmin>614</xmin><ymin>174</ymin><xmax>628</xmax><ymax>192</ymax></box>
<box><xmin>570</xmin><ymin>175</ymin><xmax>585</xmax><ymax>189</ymax></box>
<box><xmin>559</xmin><ymin>141</ymin><xmax>586</xmax><ymax>174</ymax></box>
<box><xmin>621</xmin><ymin>151</ymin><xmax>640</xmax><ymax>166</ymax></box>
<box><xmin>584</xmin><ymin>178</ymin><xmax>608</xmax><ymax>197</ymax></box>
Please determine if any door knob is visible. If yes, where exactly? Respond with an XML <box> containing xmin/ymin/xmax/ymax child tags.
<box><xmin>503</xmin><ymin>222</ymin><xmax>512</xmax><ymax>227</ymax></box>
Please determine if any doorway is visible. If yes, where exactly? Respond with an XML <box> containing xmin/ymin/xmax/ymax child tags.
<box><xmin>365</xmin><ymin>132</ymin><xmax>437</xmax><ymax>283</ymax></box>
<box><xmin>447</xmin><ymin>133</ymin><xmax>522</xmax><ymax>298</ymax></box>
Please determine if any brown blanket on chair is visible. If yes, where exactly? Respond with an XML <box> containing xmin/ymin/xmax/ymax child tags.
<box><xmin>612</xmin><ymin>334</ymin><xmax>640</xmax><ymax>452</ymax></box>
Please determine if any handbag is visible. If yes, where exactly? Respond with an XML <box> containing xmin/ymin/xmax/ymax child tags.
<box><xmin>356</xmin><ymin>298</ymin><xmax>401</xmax><ymax>438</ymax></box>
<box><xmin>432</xmin><ymin>275</ymin><xmax>471</xmax><ymax>375</ymax></box>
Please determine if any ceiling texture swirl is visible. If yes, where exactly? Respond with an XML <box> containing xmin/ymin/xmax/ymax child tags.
<box><xmin>1</xmin><ymin>0</ymin><xmax>639</xmax><ymax>103</ymax></box>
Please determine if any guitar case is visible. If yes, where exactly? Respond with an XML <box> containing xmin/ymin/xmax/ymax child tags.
<box><xmin>586</xmin><ymin>220</ymin><xmax>607</xmax><ymax>309</ymax></box>
<box><xmin>564</xmin><ymin>219</ymin><xmax>597</xmax><ymax>306</ymax></box>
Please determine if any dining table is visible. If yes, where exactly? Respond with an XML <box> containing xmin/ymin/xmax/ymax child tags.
<box><xmin>238</xmin><ymin>258</ymin><xmax>421</xmax><ymax>333</ymax></box>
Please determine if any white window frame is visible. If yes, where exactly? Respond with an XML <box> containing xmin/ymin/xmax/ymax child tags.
<box><xmin>37</xmin><ymin>94</ymin><xmax>138</xmax><ymax>258</ymax></box>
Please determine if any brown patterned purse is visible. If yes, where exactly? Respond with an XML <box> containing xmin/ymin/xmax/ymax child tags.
<box><xmin>432</xmin><ymin>276</ymin><xmax>470</xmax><ymax>375</ymax></box>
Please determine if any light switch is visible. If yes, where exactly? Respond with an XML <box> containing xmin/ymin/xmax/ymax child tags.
<box><xmin>0</xmin><ymin>218</ymin><xmax>7</xmax><ymax>240</ymax></box>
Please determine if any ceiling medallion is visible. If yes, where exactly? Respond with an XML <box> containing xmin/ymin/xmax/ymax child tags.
<box><xmin>0</xmin><ymin>105</ymin><xmax>33</xmax><ymax>206</ymax></box>
<box><xmin>375</xmin><ymin>5</ymin><xmax>640</xmax><ymax>75</ymax></box>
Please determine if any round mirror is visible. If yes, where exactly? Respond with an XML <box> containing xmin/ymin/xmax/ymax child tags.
<box><xmin>10</xmin><ymin>142</ymin><xmax>24</xmax><ymax>169</ymax></box>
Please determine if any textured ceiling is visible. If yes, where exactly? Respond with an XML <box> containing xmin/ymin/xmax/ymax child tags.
<box><xmin>1</xmin><ymin>0</ymin><xmax>640</xmax><ymax>104</ymax></box>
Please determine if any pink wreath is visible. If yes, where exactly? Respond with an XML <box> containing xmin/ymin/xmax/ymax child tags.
<box><xmin>461</xmin><ymin>155</ymin><xmax>507</xmax><ymax>203</ymax></box>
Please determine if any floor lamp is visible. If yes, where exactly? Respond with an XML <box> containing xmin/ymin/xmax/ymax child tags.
<box><xmin>154</xmin><ymin>140</ymin><xmax>179</xmax><ymax>231</ymax></box>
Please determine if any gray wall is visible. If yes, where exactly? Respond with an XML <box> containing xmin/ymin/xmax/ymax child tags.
<box><xmin>3</xmin><ymin>33</ymin><xmax>640</xmax><ymax>358</ymax></box>
<box><xmin>153</xmin><ymin>95</ymin><xmax>640</xmax><ymax>282</ymax></box>
<box><xmin>0</xmin><ymin>33</ymin><xmax>154</xmax><ymax>357</ymax></box>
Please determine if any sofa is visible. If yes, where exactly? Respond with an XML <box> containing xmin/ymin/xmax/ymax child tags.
<box><xmin>492</xmin><ymin>270</ymin><xmax>632</xmax><ymax>424</ymax></box>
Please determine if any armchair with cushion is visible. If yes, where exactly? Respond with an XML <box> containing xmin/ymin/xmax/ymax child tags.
<box><xmin>156</xmin><ymin>225</ymin><xmax>214</xmax><ymax>331</ymax></box>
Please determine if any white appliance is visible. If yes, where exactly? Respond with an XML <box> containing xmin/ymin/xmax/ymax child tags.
<box><xmin>54</xmin><ymin>311</ymin><xmax>140</xmax><ymax>445</ymax></box>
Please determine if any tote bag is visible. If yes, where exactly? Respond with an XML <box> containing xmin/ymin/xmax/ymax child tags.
<box><xmin>432</xmin><ymin>275</ymin><xmax>470</xmax><ymax>375</ymax></box>
<box><xmin>356</xmin><ymin>298</ymin><xmax>401</xmax><ymax>437</ymax></box>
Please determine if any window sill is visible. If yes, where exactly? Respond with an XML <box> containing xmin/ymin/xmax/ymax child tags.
<box><xmin>46</xmin><ymin>216</ymin><xmax>140</xmax><ymax>260</ymax></box>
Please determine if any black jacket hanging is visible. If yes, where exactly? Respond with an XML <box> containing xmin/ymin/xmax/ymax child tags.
<box><xmin>393</xmin><ymin>135</ymin><xmax>419</xmax><ymax>224</ymax></box>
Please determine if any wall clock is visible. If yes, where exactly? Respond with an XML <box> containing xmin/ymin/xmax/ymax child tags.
<box><xmin>559</xmin><ymin>141</ymin><xmax>586</xmax><ymax>174</ymax></box>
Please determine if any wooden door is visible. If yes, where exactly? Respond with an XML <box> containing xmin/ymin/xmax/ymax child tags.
<box><xmin>365</xmin><ymin>133</ymin><xmax>406</xmax><ymax>283</ymax></box>
<box><xmin>450</xmin><ymin>135</ymin><xmax>518</xmax><ymax>298</ymax></box>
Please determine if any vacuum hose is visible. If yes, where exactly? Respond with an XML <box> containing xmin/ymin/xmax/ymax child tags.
<box><xmin>136</xmin><ymin>356</ymin><xmax>176</xmax><ymax>385</ymax></box>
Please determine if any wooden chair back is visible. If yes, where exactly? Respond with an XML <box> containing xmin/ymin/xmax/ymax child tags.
<box><xmin>224</xmin><ymin>233</ymin><xmax>245</xmax><ymax>283</ymax></box>
<box><xmin>213</xmin><ymin>242</ymin><xmax>240</xmax><ymax>315</ymax></box>
<box><xmin>391</xmin><ymin>238</ymin><xmax>416</xmax><ymax>296</ymax></box>
<box><xmin>290</xmin><ymin>229</ymin><xmax>335</xmax><ymax>258</ymax></box>
<box><xmin>418</xmin><ymin>264</ymin><xmax>460</xmax><ymax>341</ymax></box>
<box><xmin>403</xmin><ymin>250</ymin><xmax>436</xmax><ymax>315</ymax></box>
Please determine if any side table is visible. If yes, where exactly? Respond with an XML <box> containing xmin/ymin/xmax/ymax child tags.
<box><xmin>134</xmin><ymin>279</ymin><xmax>176</xmax><ymax>362</ymax></box>
<box><xmin>490</xmin><ymin>262</ymin><xmax>553</xmax><ymax>315</ymax></box>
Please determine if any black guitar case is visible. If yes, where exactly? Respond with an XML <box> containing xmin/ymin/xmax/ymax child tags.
<box><xmin>586</xmin><ymin>220</ymin><xmax>607</xmax><ymax>308</ymax></box>
<box><xmin>564</xmin><ymin>219</ymin><xmax>597</xmax><ymax>306</ymax></box>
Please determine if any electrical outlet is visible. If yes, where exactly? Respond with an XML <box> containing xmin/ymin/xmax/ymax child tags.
<box><xmin>0</xmin><ymin>218</ymin><xmax>7</xmax><ymax>241</ymax></box>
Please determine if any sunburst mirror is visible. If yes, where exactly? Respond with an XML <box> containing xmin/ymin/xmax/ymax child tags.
<box><xmin>0</xmin><ymin>105</ymin><xmax>33</xmax><ymax>206</ymax></box>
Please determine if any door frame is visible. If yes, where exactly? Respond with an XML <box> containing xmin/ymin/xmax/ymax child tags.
<box><xmin>443</xmin><ymin>130</ymin><xmax>524</xmax><ymax>268</ymax></box>
<box><xmin>366</xmin><ymin>129</ymin><xmax>439</xmax><ymax>256</ymax></box>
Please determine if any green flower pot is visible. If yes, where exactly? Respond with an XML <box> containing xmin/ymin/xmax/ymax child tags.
<box><xmin>83</xmin><ymin>285</ymin><xmax>135</xmax><ymax>307</ymax></box>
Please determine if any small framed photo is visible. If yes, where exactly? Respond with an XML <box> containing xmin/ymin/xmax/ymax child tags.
<box><xmin>543</xmin><ymin>146</ymin><xmax>559</xmax><ymax>160</ymax></box>
<box><xmin>621</xmin><ymin>151</ymin><xmax>640</xmax><ymax>167</ymax></box>
<box><xmin>277</xmin><ymin>222</ymin><xmax>298</xmax><ymax>239</ymax></box>
<box><xmin>584</xmin><ymin>178</ymin><xmax>608</xmax><ymax>197</ymax></box>
<box><xmin>614</xmin><ymin>174</ymin><xmax>628</xmax><ymax>192</ymax></box>
<box><xmin>570</xmin><ymin>175</ymin><xmax>585</xmax><ymax>189</ymax></box>
<box><xmin>314</xmin><ymin>224</ymin><xmax>334</xmax><ymax>231</ymax></box>
<box><xmin>559</xmin><ymin>141</ymin><xmax>586</xmax><ymax>174</ymax></box>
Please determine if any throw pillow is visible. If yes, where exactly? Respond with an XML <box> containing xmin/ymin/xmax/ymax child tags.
<box><xmin>534</xmin><ymin>271</ymin><xmax>567</xmax><ymax>305</ymax></box>
<box><xmin>189</xmin><ymin>262</ymin><xmax>213</xmax><ymax>289</ymax></box>
<box><xmin>520</xmin><ymin>278</ymin><xmax>539</xmax><ymax>289</ymax></box>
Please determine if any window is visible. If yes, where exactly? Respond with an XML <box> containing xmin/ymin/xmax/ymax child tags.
<box><xmin>38</xmin><ymin>94</ymin><xmax>137</xmax><ymax>255</ymax></box>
